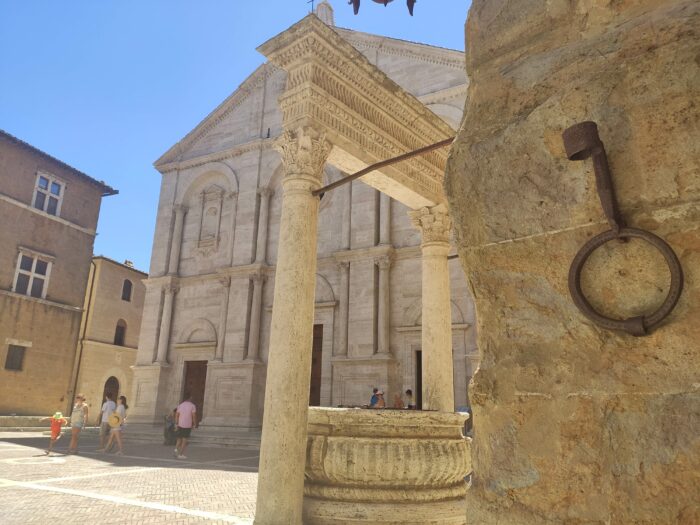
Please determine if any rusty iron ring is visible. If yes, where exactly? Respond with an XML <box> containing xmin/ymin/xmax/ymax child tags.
<box><xmin>568</xmin><ymin>227</ymin><xmax>684</xmax><ymax>337</ymax></box>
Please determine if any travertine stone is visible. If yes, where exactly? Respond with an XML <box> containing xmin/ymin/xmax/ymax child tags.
<box><xmin>245</xmin><ymin>272</ymin><xmax>265</xmax><ymax>362</ymax></box>
<box><xmin>255</xmin><ymin>127</ymin><xmax>332</xmax><ymax>525</ymax></box>
<box><xmin>255</xmin><ymin>187</ymin><xmax>273</xmax><ymax>264</ymax></box>
<box><xmin>445</xmin><ymin>2</ymin><xmax>700</xmax><ymax>523</ymax></box>
<box><xmin>376</xmin><ymin>255</ymin><xmax>392</xmax><ymax>356</ymax></box>
<box><xmin>304</xmin><ymin>407</ymin><xmax>471</xmax><ymax>525</ymax></box>
<box><xmin>214</xmin><ymin>276</ymin><xmax>230</xmax><ymax>361</ymax></box>
<box><xmin>410</xmin><ymin>204</ymin><xmax>454</xmax><ymax>412</ymax></box>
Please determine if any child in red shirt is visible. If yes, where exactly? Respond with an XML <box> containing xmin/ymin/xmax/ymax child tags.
<box><xmin>40</xmin><ymin>412</ymin><xmax>68</xmax><ymax>455</ymax></box>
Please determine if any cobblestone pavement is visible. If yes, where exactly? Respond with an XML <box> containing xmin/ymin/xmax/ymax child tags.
<box><xmin>0</xmin><ymin>431</ymin><xmax>258</xmax><ymax>524</ymax></box>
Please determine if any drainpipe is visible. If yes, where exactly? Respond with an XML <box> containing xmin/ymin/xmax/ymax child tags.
<box><xmin>67</xmin><ymin>259</ymin><xmax>97</xmax><ymax>417</ymax></box>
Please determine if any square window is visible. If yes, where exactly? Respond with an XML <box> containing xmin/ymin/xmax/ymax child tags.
<box><xmin>50</xmin><ymin>182</ymin><xmax>61</xmax><ymax>196</ymax></box>
<box><xmin>20</xmin><ymin>255</ymin><xmax>33</xmax><ymax>272</ymax></box>
<box><xmin>30</xmin><ymin>278</ymin><xmax>44</xmax><ymax>298</ymax></box>
<box><xmin>47</xmin><ymin>197</ymin><xmax>58</xmax><ymax>216</ymax></box>
<box><xmin>15</xmin><ymin>273</ymin><xmax>29</xmax><ymax>295</ymax></box>
<box><xmin>35</xmin><ymin>260</ymin><xmax>48</xmax><ymax>275</ymax></box>
<box><xmin>34</xmin><ymin>191</ymin><xmax>46</xmax><ymax>211</ymax></box>
<box><xmin>5</xmin><ymin>345</ymin><xmax>26</xmax><ymax>371</ymax></box>
<box><xmin>38</xmin><ymin>176</ymin><xmax>49</xmax><ymax>190</ymax></box>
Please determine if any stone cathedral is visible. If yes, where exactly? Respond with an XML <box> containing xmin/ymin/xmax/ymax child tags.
<box><xmin>130</xmin><ymin>1</ymin><xmax>476</xmax><ymax>428</ymax></box>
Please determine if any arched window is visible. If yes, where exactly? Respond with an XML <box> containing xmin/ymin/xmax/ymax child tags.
<box><xmin>121</xmin><ymin>279</ymin><xmax>132</xmax><ymax>301</ymax></box>
<box><xmin>114</xmin><ymin>319</ymin><xmax>127</xmax><ymax>346</ymax></box>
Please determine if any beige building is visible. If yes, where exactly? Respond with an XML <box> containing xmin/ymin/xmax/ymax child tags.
<box><xmin>0</xmin><ymin>130</ymin><xmax>116</xmax><ymax>416</ymax></box>
<box><xmin>130</xmin><ymin>2</ymin><xmax>477</xmax><ymax>429</ymax></box>
<box><xmin>74</xmin><ymin>256</ymin><xmax>146</xmax><ymax>415</ymax></box>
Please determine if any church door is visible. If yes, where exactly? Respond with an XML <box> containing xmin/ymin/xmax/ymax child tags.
<box><xmin>102</xmin><ymin>376</ymin><xmax>119</xmax><ymax>401</ymax></box>
<box><xmin>309</xmin><ymin>325</ymin><xmax>323</xmax><ymax>406</ymax></box>
<box><xmin>183</xmin><ymin>361</ymin><xmax>208</xmax><ymax>424</ymax></box>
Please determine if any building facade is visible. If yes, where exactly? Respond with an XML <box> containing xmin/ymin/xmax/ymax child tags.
<box><xmin>130</xmin><ymin>2</ymin><xmax>478</xmax><ymax>428</ymax></box>
<box><xmin>0</xmin><ymin>130</ymin><xmax>116</xmax><ymax>416</ymax></box>
<box><xmin>74</xmin><ymin>256</ymin><xmax>146</xmax><ymax>415</ymax></box>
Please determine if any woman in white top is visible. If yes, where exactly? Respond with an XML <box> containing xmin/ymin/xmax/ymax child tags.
<box><xmin>100</xmin><ymin>395</ymin><xmax>128</xmax><ymax>455</ymax></box>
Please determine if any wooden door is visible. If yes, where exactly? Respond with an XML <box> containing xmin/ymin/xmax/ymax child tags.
<box><xmin>309</xmin><ymin>325</ymin><xmax>323</xmax><ymax>406</ymax></box>
<box><xmin>183</xmin><ymin>361</ymin><xmax>208</xmax><ymax>424</ymax></box>
<box><xmin>415</xmin><ymin>350</ymin><xmax>423</xmax><ymax>410</ymax></box>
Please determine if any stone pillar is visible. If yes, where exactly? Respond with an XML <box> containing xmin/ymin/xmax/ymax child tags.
<box><xmin>245</xmin><ymin>272</ymin><xmax>265</xmax><ymax>362</ymax></box>
<box><xmin>379</xmin><ymin>192</ymin><xmax>392</xmax><ymax>245</ymax></box>
<box><xmin>410</xmin><ymin>204</ymin><xmax>454</xmax><ymax>412</ymax></box>
<box><xmin>168</xmin><ymin>205</ymin><xmax>187</xmax><ymax>275</ymax></box>
<box><xmin>255</xmin><ymin>187</ymin><xmax>273</xmax><ymax>263</ymax></box>
<box><xmin>155</xmin><ymin>284</ymin><xmax>178</xmax><ymax>365</ymax></box>
<box><xmin>335</xmin><ymin>261</ymin><xmax>350</xmax><ymax>356</ymax></box>
<box><xmin>255</xmin><ymin>127</ymin><xmax>331</xmax><ymax>525</ymax></box>
<box><xmin>376</xmin><ymin>255</ymin><xmax>392</xmax><ymax>356</ymax></box>
<box><xmin>214</xmin><ymin>276</ymin><xmax>231</xmax><ymax>362</ymax></box>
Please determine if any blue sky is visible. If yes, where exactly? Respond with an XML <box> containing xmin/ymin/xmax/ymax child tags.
<box><xmin>0</xmin><ymin>1</ymin><xmax>470</xmax><ymax>272</ymax></box>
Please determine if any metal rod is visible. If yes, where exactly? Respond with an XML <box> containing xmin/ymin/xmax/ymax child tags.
<box><xmin>312</xmin><ymin>136</ymin><xmax>455</xmax><ymax>197</ymax></box>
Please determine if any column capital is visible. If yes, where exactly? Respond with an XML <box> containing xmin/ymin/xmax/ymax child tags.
<box><xmin>217</xmin><ymin>275</ymin><xmax>232</xmax><ymax>288</ymax></box>
<box><xmin>275</xmin><ymin>126</ymin><xmax>332</xmax><ymax>182</ymax></box>
<box><xmin>251</xmin><ymin>271</ymin><xmax>267</xmax><ymax>284</ymax></box>
<box><xmin>173</xmin><ymin>204</ymin><xmax>188</xmax><ymax>215</ymax></box>
<box><xmin>409</xmin><ymin>204</ymin><xmax>452</xmax><ymax>246</ymax></box>
<box><xmin>163</xmin><ymin>283</ymin><xmax>179</xmax><ymax>295</ymax></box>
<box><xmin>336</xmin><ymin>260</ymin><xmax>350</xmax><ymax>271</ymax></box>
<box><xmin>375</xmin><ymin>255</ymin><xmax>393</xmax><ymax>270</ymax></box>
<box><xmin>257</xmin><ymin>186</ymin><xmax>274</xmax><ymax>198</ymax></box>
<box><xmin>226</xmin><ymin>191</ymin><xmax>239</xmax><ymax>200</ymax></box>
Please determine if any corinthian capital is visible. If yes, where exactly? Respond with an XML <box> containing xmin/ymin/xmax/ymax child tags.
<box><xmin>409</xmin><ymin>204</ymin><xmax>452</xmax><ymax>245</ymax></box>
<box><xmin>275</xmin><ymin>127</ymin><xmax>332</xmax><ymax>179</ymax></box>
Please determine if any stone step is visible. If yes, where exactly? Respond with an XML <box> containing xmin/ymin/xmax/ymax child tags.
<box><xmin>125</xmin><ymin>424</ymin><xmax>261</xmax><ymax>450</ymax></box>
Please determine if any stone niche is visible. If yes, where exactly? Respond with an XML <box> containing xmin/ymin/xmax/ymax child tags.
<box><xmin>445</xmin><ymin>1</ymin><xmax>699</xmax><ymax>524</ymax></box>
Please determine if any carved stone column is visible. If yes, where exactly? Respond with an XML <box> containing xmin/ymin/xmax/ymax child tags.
<box><xmin>376</xmin><ymin>255</ymin><xmax>392</xmax><ymax>355</ymax></box>
<box><xmin>255</xmin><ymin>127</ymin><xmax>332</xmax><ymax>525</ymax></box>
<box><xmin>255</xmin><ymin>187</ymin><xmax>273</xmax><ymax>264</ymax></box>
<box><xmin>214</xmin><ymin>276</ymin><xmax>231</xmax><ymax>362</ymax></box>
<box><xmin>168</xmin><ymin>205</ymin><xmax>187</xmax><ymax>275</ymax></box>
<box><xmin>155</xmin><ymin>284</ymin><xmax>178</xmax><ymax>365</ymax></box>
<box><xmin>245</xmin><ymin>272</ymin><xmax>265</xmax><ymax>362</ymax></box>
<box><xmin>335</xmin><ymin>261</ymin><xmax>350</xmax><ymax>357</ymax></box>
<box><xmin>410</xmin><ymin>204</ymin><xmax>454</xmax><ymax>412</ymax></box>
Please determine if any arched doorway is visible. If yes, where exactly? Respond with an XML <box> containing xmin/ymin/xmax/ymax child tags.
<box><xmin>102</xmin><ymin>376</ymin><xmax>120</xmax><ymax>401</ymax></box>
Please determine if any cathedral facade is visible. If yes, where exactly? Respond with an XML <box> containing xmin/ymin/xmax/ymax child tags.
<box><xmin>130</xmin><ymin>2</ymin><xmax>477</xmax><ymax>428</ymax></box>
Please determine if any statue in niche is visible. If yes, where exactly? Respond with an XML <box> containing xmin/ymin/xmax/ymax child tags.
<box><xmin>197</xmin><ymin>185</ymin><xmax>225</xmax><ymax>254</ymax></box>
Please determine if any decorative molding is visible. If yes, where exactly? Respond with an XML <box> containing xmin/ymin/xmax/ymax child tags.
<box><xmin>156</xmin><ymin>138</ymin><xmax>274</xmax><ymax>174</ymax></box>
<box><xmin>418</xmin><ymin>83</ymin><xmax>469</xmax><ymax>106</ymax></box>
<box><xmin>0</xmin><ymin>289</ymin><xmax>82</xmax><ymax>312</ymax></box>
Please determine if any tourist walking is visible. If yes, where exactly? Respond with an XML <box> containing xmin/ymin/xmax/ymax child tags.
<box><xmin>369</xmin><ymin>387</ymin><xmax>379</xmax><ymax>407</ymax></box>
<box><xmin>174</xmin><ymin>393</ymin><xmax>197</xmax><ymax>459</ymax></box>
<box><xmin>40</xmin><ymin>411</ymin><xmax>68</xmax><ymax>455</ymax></box>
<box><xmin>68</xmin><ymin>394</ymin><xmax>89</xmax><ymax>454</ymax></box>
<box><xmin>100</xmin><ymin>395</ymin><xmax>128</xmax><ymax>455</ymax></box>
<box><xmin>98</xmin><ymin>392</ymin><xmax>116</xmax><ymax>449</ymax></box>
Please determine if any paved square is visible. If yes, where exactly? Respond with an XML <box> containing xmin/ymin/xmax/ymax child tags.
<box><xmin>0</xmin><ymin>431</ymin><xmax>258</xmax><ymax>524</ymax></box>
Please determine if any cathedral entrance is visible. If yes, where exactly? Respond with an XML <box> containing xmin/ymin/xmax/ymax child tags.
<box><xmin>183</xmin><ymin>361</ymin><xmax>207</xmax><ymax>424</ymax></box>
<box><xmin>309</xmin><ymin>324</ymin><xmax>323</xmax><ymax>406</ymax></box>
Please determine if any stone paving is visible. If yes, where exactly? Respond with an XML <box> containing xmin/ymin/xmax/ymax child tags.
<box><xmin>0</xmin><ymin>431</ymin><xmax>258</xmax><ymax>524</ymax></box>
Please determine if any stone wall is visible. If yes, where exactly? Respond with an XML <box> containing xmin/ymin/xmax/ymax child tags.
<box><xmin>445</xmin><ymin>1</ymin><xmax>699</xmax><ymax>523</ymax></box>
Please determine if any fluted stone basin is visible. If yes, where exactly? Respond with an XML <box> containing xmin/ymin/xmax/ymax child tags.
<box><xmin>304</xmin><ymin>407</ymin><xmax>471</xmax><ymax>525</ymax></box>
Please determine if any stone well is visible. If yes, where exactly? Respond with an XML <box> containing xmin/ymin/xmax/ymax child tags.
<box><xmin>303</xmin><ymin>407</ymin><xmax>471</xmax><ymax>525</ymax></box>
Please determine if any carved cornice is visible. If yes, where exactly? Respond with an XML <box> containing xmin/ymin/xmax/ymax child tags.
<box><xmin>258</xmin><ymin>15</ymin><xmax>453</xmax><ymax>205</ymax></box>
<box><xmin>418</xmin><ymin>84</ymin><xmax>469</xmax><ymax>106</ymax></box>
<box><xmin>157</xmin><ymin>138</ymin><xmax>273</xmax><ymax>174</ymax></box>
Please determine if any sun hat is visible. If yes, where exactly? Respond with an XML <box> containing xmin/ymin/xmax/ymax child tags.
<box><xmin>376</xmin><ymin>390</ymin><xmax>384</xmax><ymax>395</ymax></box>
<box><xmin>108</xmin><ymin>412</ymin><xmax>123</xmax><ymax>428</ymax></box>
<box><xmin>53</xmin><ymin>412</ymin><xmax>63</xmax><ymax>419</ymax></box>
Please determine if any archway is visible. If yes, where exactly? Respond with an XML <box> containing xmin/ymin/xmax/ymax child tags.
<box><xmin>102</xmin><ymin>376</ymin><xmax>119</xmax><ymax>401</ymax></box>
